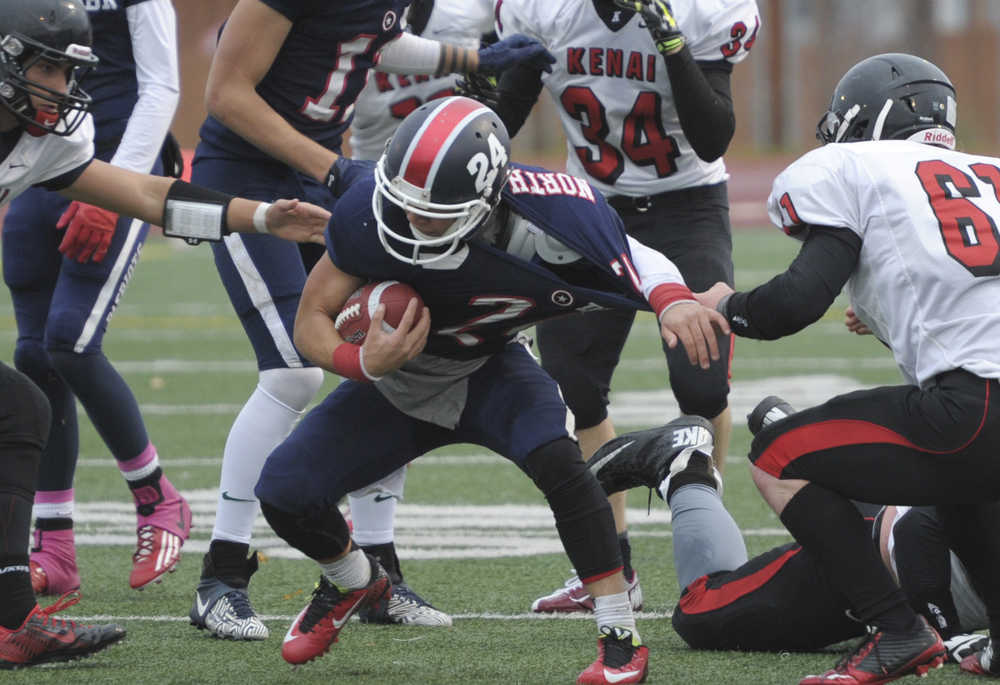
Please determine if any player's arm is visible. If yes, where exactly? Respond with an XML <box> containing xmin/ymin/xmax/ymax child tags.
<box><xmin>295</xmin><ymin>253</ymin><xmax>430</xmax><ymax>381</ymax></box>
<box><xmin>203</xmin><ymin>0</ymin><xmax>337</xmax><ymax>184</ymax></box>
<box><xmin>628</xmin><ymin>235</ymin><xmax>730</xmax><ymax>368</ymax></box>
<box><xmin>59</xmin><ymin>159</ymin><xmax>329</xmax><ymax>244</ymax></box>
<box><xmin>700</xmin><ymin>226</ymin><xmax>861</xmax><ymax>340</ymax></box>
<box><xmin>375</xmin><ymin>31</ymin><xmax>554</xmax><ymax>78</ymax></box>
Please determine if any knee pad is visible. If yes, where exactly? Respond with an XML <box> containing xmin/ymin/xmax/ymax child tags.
<box><xmin>259</xmin><ymin>499</ymin><xmax>352</xmax><ymax>561</ymax></box>
<box><xmin>258</xmin><ymin>366</ymin><xmax>325</xmax><ymax>413</ymax></box>
<box><xmin>522</xmin><ymin>438</ymin><xmax>619</xmax><ymax>579</ymax></box>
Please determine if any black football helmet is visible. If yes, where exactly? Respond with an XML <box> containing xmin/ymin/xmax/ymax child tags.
<box><xmin>0</xmin><ymin>0</ymin><xmax>98</xmax><ymax>136</ymax></box>
<box><xmin>374</xmin><ymin>95</ymin><xmax>511</xmax><ymax>265</ymax></box>
<box><xmin>816</xmin><ymin>53</ymin><xmax>956</xmax><ymax>149</ymax></box>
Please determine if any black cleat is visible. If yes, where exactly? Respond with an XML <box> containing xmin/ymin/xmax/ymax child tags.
<box><xmin>586</xmin><ymin>415</ymin><xmax>714</xmax><ymax>496</ymax></box>
<box><xmin>747</xmin><ymin>396</ymin><xmax>796</xmax><ymax>436</ymax></box>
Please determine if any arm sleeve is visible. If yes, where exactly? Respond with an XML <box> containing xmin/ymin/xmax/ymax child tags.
<box><xmin>723</xmin><ymin>226</ymin><xmax>861</xmax><ymax>340</ymax></box>
<box><xmin>664</xmin><ymin>49</ymin><xmax>734</xmax><ymax>162</ymax></box>
<box><xmin>628</xmin><ymin>235</ymin><xmax>686</xmax><ymax>295</ymax></box>
<box><xmin>494</xmin><ymin>63</ymin><xmax>545</xmax><ymax>137</ymax></box>
<box><xmin>375</xmin><ymin>32</ymin><xmax>442</xmax><ymax>75</ymax></box>
<box><xmin>112</xmin><ymin>0</ymin><xmax>179</xmax><ymax>174</ymax></box>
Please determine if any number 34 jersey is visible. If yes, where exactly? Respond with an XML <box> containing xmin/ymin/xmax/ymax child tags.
<box><xmin>767</xmin><ymin>140</ymin><xmax>1000</xmax><ymax>386</ymax></box>
<box><xmin>495</xmin><ymin>0</ymin><xmax>759</xmax><ymax>197</ymax></box>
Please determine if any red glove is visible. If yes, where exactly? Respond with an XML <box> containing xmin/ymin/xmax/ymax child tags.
<box><xmin>57</xmin><ymin>201</ymin><xmax>118</xmax><ymax>263</ymax></box>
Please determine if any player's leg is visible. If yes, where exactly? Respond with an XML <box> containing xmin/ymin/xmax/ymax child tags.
<box><xmin>255</xmin><ymin>380</ymin><xmax>445</xmax><ymax>665</ymax></box>
<box><xmin>349</xmin><ymin>467</ymin><xmax>452</xmax><ymax>627</ymax></box>
<box><xmin>534</xmin><ymin>309</ymin><xmax>644</xmax><ymax>614</ymax></box>
<box><xmin>457</xmin><ymin>344</ymin><xmax>647</xmax><ymax>684</ymax></box>
<box><xmin>625</xmin><ymin>183</ymin><xmax>735</xmax><ymax>474</ymax></box>
<box><xmin>2</xmin><ymin>190</ymin><xmax>81</xmax><ymax>596</ymax></box>
<box><xmin>749</xmin><ymin>373</ymin><xmax>1000</xmax><ymax>682</ymax></box>
<box><xmin>0</xmin><ymin>361</ymin><xmax>126</xmax><ymax>668</ymax></box>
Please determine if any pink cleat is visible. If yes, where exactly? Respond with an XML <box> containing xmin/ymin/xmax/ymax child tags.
<box><xmin>29</xmin><ymin>527</ymin><xmax>81</xmax><ymax>596</ymax></box>
<box><xmin>129</xmin><ymin>473</ymin><xmax>192</xmax><ymax>589</ymax></box>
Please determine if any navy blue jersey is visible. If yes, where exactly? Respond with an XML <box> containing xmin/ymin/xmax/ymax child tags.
<box><xmin>83</xmin><ymin>0</ymin><xmax>148</xmax><ymax>151</ymax></box>
<box><xmin>198</xmin><ymin>0</ymin><xmax>409</xmax><ymax>160</ymax></box>
<box><xmin>327</xmin><ymin>163</ymin><xmax>650</xmax><ymax>360</ymax></box>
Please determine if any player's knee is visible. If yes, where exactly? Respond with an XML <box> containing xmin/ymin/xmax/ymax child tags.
<box><xmin>259</xmin><ymin>499</ymin><xmax>351</xmax><ymax>560</ymax></box>
<box><xmin>675</xmin><ymin>386</ymin><xmax>729</xmax><ymax>422</ymax></box>
<box><xmin>13</xmin><ymin>338</ymin><xmax>55</xmax><ymax>385</ymax></box>
<box><xmin>0</xmin><ymin>367</ymin><xmax>51</xmax><ymax>494</ymax></box>
<box><xmin>258</xmin><ymin>366</ymin><xmax>324</xmax><ymax>413</ymax></box>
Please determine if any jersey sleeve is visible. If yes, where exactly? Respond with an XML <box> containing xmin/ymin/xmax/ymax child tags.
<box><xmin>766</xmin><ymin>146</ymin><xmax>864</xmax><ymax>242</ymax></box>
<box><xmin>494</xmin><ymin>0</ymin><xmax>564</xmax><ymax>46</ymax></box>
<box><xmin>685</xmin><ymin>0</ymin><xmax>760</xmax><ymax>64</ymax></box>
<box><xmin>258</xmin><ymin>0</ymin><xmax>311</xmax><ymax>22</ymax></box>
<box><xmin>34</xmin><ymin>117</ymin><xmax>95</xmax><ymax>188</ymax></box>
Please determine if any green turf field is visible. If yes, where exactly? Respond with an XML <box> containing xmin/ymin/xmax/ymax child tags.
<box><xmin>0</xmin><ymin>228</ymin><xmax>976</xmax><ymax>684</ymax></box>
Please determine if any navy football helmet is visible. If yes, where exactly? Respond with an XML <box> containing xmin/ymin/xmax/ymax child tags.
<box><xmin>374</xmin><ymin>95</ymin><xmax>510</xmax><ymax>265</ymax></box>
<box><xmin>0</xmin><ymin>0</ymin><xmax>98</xmax><ymax>136</ymax></box>
<box><xmin>817</xmin><ymin>53</ymin><xmax>956</xmax><ymax>149</ymax></box>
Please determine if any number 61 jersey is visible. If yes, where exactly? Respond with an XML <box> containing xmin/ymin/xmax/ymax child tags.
<box><xmin>495</xmin><ymin>0</ymin><xmax>759</xmax><ymax>197</ymax></box>
<box><xmin>767</xmin><ymin>139</ymin><xmax>1000</xmax><ymax>386</ymax></box>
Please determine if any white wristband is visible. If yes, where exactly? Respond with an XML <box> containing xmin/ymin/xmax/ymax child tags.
<box><xmin>358</xmin><ymin>346</ymin><xmax>384</xmax><ymax>382</ymax></box>
<box><xmin>253</xmin><ymin>202</ymin><xmax>272</xmax><ymax>234</ymax></box>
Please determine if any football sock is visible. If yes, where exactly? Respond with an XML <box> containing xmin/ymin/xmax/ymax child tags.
<box><xmin>32</xmin><ymin>489</ymin><xmax>74</xmax><ymax>520</ymax></box>
<box><xmin>212</xmin><ymin>368</ymin><xmax>322</xmax><ymax>544</ymax></box>
<box><xmin>349</xmin><ymin>466</ymin><xmax>406</xmax><ymax>546</ymax></box>
<box><xmin>669</xmin><ymin>483</ymin><xmax>748</xmax><ymax>589</ymax></box>
<box><xmin>593</xmin><ymin>591</ymin><xmax>637</xmax><ymax>637</ymax></box>
<box><xmin>361</xmin><ymin>541</ymin><xmax>403</xmax><ymax>585</ymax></box>
<box><xmin>0</xmin><ymin>493</ymin><xmax>35</xmax><ymax>629</ymax></box>
<box><xmin>205</xmin><ymin>539</ymin><xmax>252</xmax><ymax>586</ymax></box>
<box><xmin>118</xmin><ymin>443</ymin><xmax>159</xmax><ymax>482</ymax></box>
<box><xmin>781</xmin><ymin>483</ymin><xmax>914</xmax><ymax>631</ymax></box>
<box><xmin>320</xmin><ymin>549</ymin><xmax>372</xmax><ymax>590</ymax></box>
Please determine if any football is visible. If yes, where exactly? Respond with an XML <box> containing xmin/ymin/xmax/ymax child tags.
<box><xmin>334</xmin><ymin>280</ymin><xmax>423</xmax><ymax>344</ymax></box>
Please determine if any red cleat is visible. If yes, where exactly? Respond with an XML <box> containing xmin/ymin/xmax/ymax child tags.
<box><xmin>799</xmin><ymin>616</ymin><xmax>945</xmax><ymax>684</ymax></box>
<box><xmin>281</xmin><ymin>555</ymin><xmax>390</xmax><ymax>665</ymax></box>
<box><xmin>130</xmin><ymin>474</ymin><xmax>192</xmax><ymax>589</ymax></box>
<box><xmin>532</xmin><ymin>570</ymin><xmax>643</xmax><ymax>614</ymax></box>
<box><xmin>0</xmin><ymin>592</ymin><xmax>125</xmax><ymax>669</ymax></box>
<box><xmin>577</xmin><ymin>626</ymin><xmax>649</xmax><ymax>685</ymax></box>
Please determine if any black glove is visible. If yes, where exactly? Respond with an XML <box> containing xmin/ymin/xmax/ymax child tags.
<box><xmin>326</xmin><ymin>157</ymin><xmax>375</xmax><ymax>199</ymax></box>
<box><xmin>159</xmin><ymin>131</ymin><xmax>185</xmax><ymax>179</ymax></box>
<box><xmin>455</xmin><ymin>72</ymin><xmax>501</xmax><ymax>111</ymax></box>
<box><xmin>477</xmin><ymin>34</ymin><xmax>555</xmax><ymax>75</ymax></box>
<box><xmin>614</xmin><ymin>0</ymin><xmax>686</xmax><ymax>55</ymax></box>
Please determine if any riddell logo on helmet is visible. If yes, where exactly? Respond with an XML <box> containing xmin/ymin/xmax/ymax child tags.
<box><xmin>909</xmin><ymin>128</ymin><xmax>955</xmax><ymax>148</ymax></box>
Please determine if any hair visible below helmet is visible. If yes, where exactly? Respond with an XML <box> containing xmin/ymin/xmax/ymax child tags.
<box><xmin>374</xmin><ymin>95</ymin><xmax>511</xmax><ymax>266</ymax></box>
<box><xmin>816</xmin><ymin>53</ymin><xmax>957</xmax><ymax>150</ymax></box>
<box><xmin>0</xmin><ymin>0</ymin><xmax>98</xmax><ymax>137</ymax></box>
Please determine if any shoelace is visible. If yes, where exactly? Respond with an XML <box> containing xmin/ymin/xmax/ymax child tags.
<box><xmin>300</xmin><ymin>579</ymin><xmax>345</xmax><ymax>633</ymax></box>
<box><xmin>133</xmin><ymin>525</ymin><xmax>157</xmax><ymax>563</ymax></box>
<box><xmin>27</xmin><ymin>591</ymin><xmax>84</xmax><ymax>635</ymax></box>
<box><xmin>834</xmin><ymin>626</ymin><xmax>887</xmax><ymax>676</ymax></box>
<box><xmin>600</xmin><ymin>626</ymin><xmax>636</xmax><ymax>669</ymax></box>
<box><xmin>392</xmin><ymin>584</ymin><xmax>431</xmax><ymax>609</ymax></box>
<box><xmin>222</xmin><ymin>590</ymin><xmax>257</xmax><ymax>620</ymax></box>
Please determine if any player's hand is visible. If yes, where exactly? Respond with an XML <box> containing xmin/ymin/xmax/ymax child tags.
<box><xmin>360</xmin><ymin>298</ymin><xmax>431</xmax><ymax>377</ymax></box>
<box><xmin>844</xmin><ymin>306</ymin><xmax>871</xmax><ymax>335</ymax></box>
<box><xmin>659</xmin><ymin>301</ymin><xmax>730</xmax><ymax>369</ymax></box>
<box><xmin>262</xmin><ymin>199</ymin><xmax>330</xmax><ymax>245</ymax></box>
<box><xmin>326</xmin><ymin>157</ymin><xmax>375</xmax><ymax>199</ymax></box>
<box><xmin>477</xmin><ymin>34</ymin><xmax>555</xmax><ymax>75</ymax></box>
<box><xmin>695</xmin><ymin>282</ymin><xmax>735</xmax><ymax>312</ymax></box>
<box><xmin>455</xmin><ymin>72</ymin><xmax>501</xmax><ymax>111</ymax></box>
<box><xmin>56</xmin><ymin>201</ymin><xmax>117</xmax><ymax>263</ymax></box>
<box><xmin>614</xmin><ymin>0</ymin><xmax>686</xmax><ymax>55</ymax></box>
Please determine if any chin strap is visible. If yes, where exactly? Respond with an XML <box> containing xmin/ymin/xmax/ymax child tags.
<box><xmin>25</xmin><ymin>109</ymin><xmax>58</xmax><ymax>137</ymax></box>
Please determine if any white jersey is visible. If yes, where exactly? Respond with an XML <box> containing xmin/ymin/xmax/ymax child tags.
<box><xmin>767</xmin><ymin>140</ymin><xmax>1000</xmax><ymax>386</ymax></box>
<box><xmin>0</xmin><ymin>115</ymin><xmax>94</xmax><ymax>208</ymax></box>
<box><xmin>495</xmin><ymin>0</ymin><xmax>759</xmax><ymax>197</ymax></box>
<box><xmin>351</xmin><ymin>0</ymin><xmax>494</xmax><ymax>161</ymax></box>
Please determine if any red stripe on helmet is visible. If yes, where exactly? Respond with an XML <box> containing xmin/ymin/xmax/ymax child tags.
<box><xmin>401</xmin><ymin>97</ymin><xmax>486</xmax><ymax>189</ymax></box>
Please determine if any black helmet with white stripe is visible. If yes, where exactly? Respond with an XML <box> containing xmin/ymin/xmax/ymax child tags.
<box><xmin>374</xmin><ymin>96</ymin><xmax>510</xmax><ymax>266</ymax></box>
<box><xmin>0</xmin><ymin>0</ymin><xmax>98</xmax><ymax>136</ymax></box>
<box><xmin>817</xmin><ymin>53</ymin><xmax>957</xmax><ymax>150</ymax></box>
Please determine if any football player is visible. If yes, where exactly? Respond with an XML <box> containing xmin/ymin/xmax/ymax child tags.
<box><xmin>253</xmin><ymin>95</ymin><xmax>729</xmax><ymax>683</ymax></box>
<box><xmin>2</xmin><ymin>0</ymin><xmax>189</xmax><ymax>598</ymax></box>
<box><xmin>343</xmin><ymin>0</ymin><xmax>497</xmax><ymax>628</ymax></box>
<box><xmin>465</xmin><ymin>0</ymin><xmax>760</xmax><ymax>614</ymax></box>
<box><xmin>585</xmin><ymin>407</ymin><xmax>989</xmax><ymax>663</ymax></box>
<box><xmin>699</xmin><ymin>53</ymin><xmax>1000</xmax><ymax>682</ymax></box>
<box><xmin>0</xmin><ymin>0</ymin><xmax>328</xmax><ymax>669</ymax></box>
<box><xmin>187</xmin><ymin>0</ymin><xmax>556</xmax><ymax>639</ymax></box>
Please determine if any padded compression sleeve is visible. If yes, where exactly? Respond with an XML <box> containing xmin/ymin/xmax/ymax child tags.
<box><xmin>664</xmin><ymin>50</ymin><xmax>735</xmax><ymax>162</ymax></box>
<box><xmin>494</xmin><ymin>63</ymin><xmax>545</xmax><ymax>137</ymax></box>
<box><xmin>161</xmin><ymin>180</ymin><xmax>234</xmax><ymax>244</ymax></box>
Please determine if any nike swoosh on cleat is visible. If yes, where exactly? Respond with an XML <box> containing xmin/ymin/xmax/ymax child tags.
<box><xmin>588</xmin><ymin>440</ymin><xmax>636</xmax><ymax>475</ymax></box>
<box><xmin>331</xmin><ymin>595</ymin><xmax>367</xmax><ymax>629</ymax></box>
<box><xmin>221</xmin><ymin>491</ymin><xmax>256</xmax><ymax>503</ymax></box>
<box><xmin>194</xmin><ymin>592</ymin><xmax>212</xmax><ymax>618</ymax></box>
<box><xmin>604</xmin><ymin>668</ymin><xmax>642</xmax><ymax>683</ymax></box>
<box><xmin>283</xmin><ymin>609</ymin><xmax>306</xmax><ymax>643</ymax></box>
